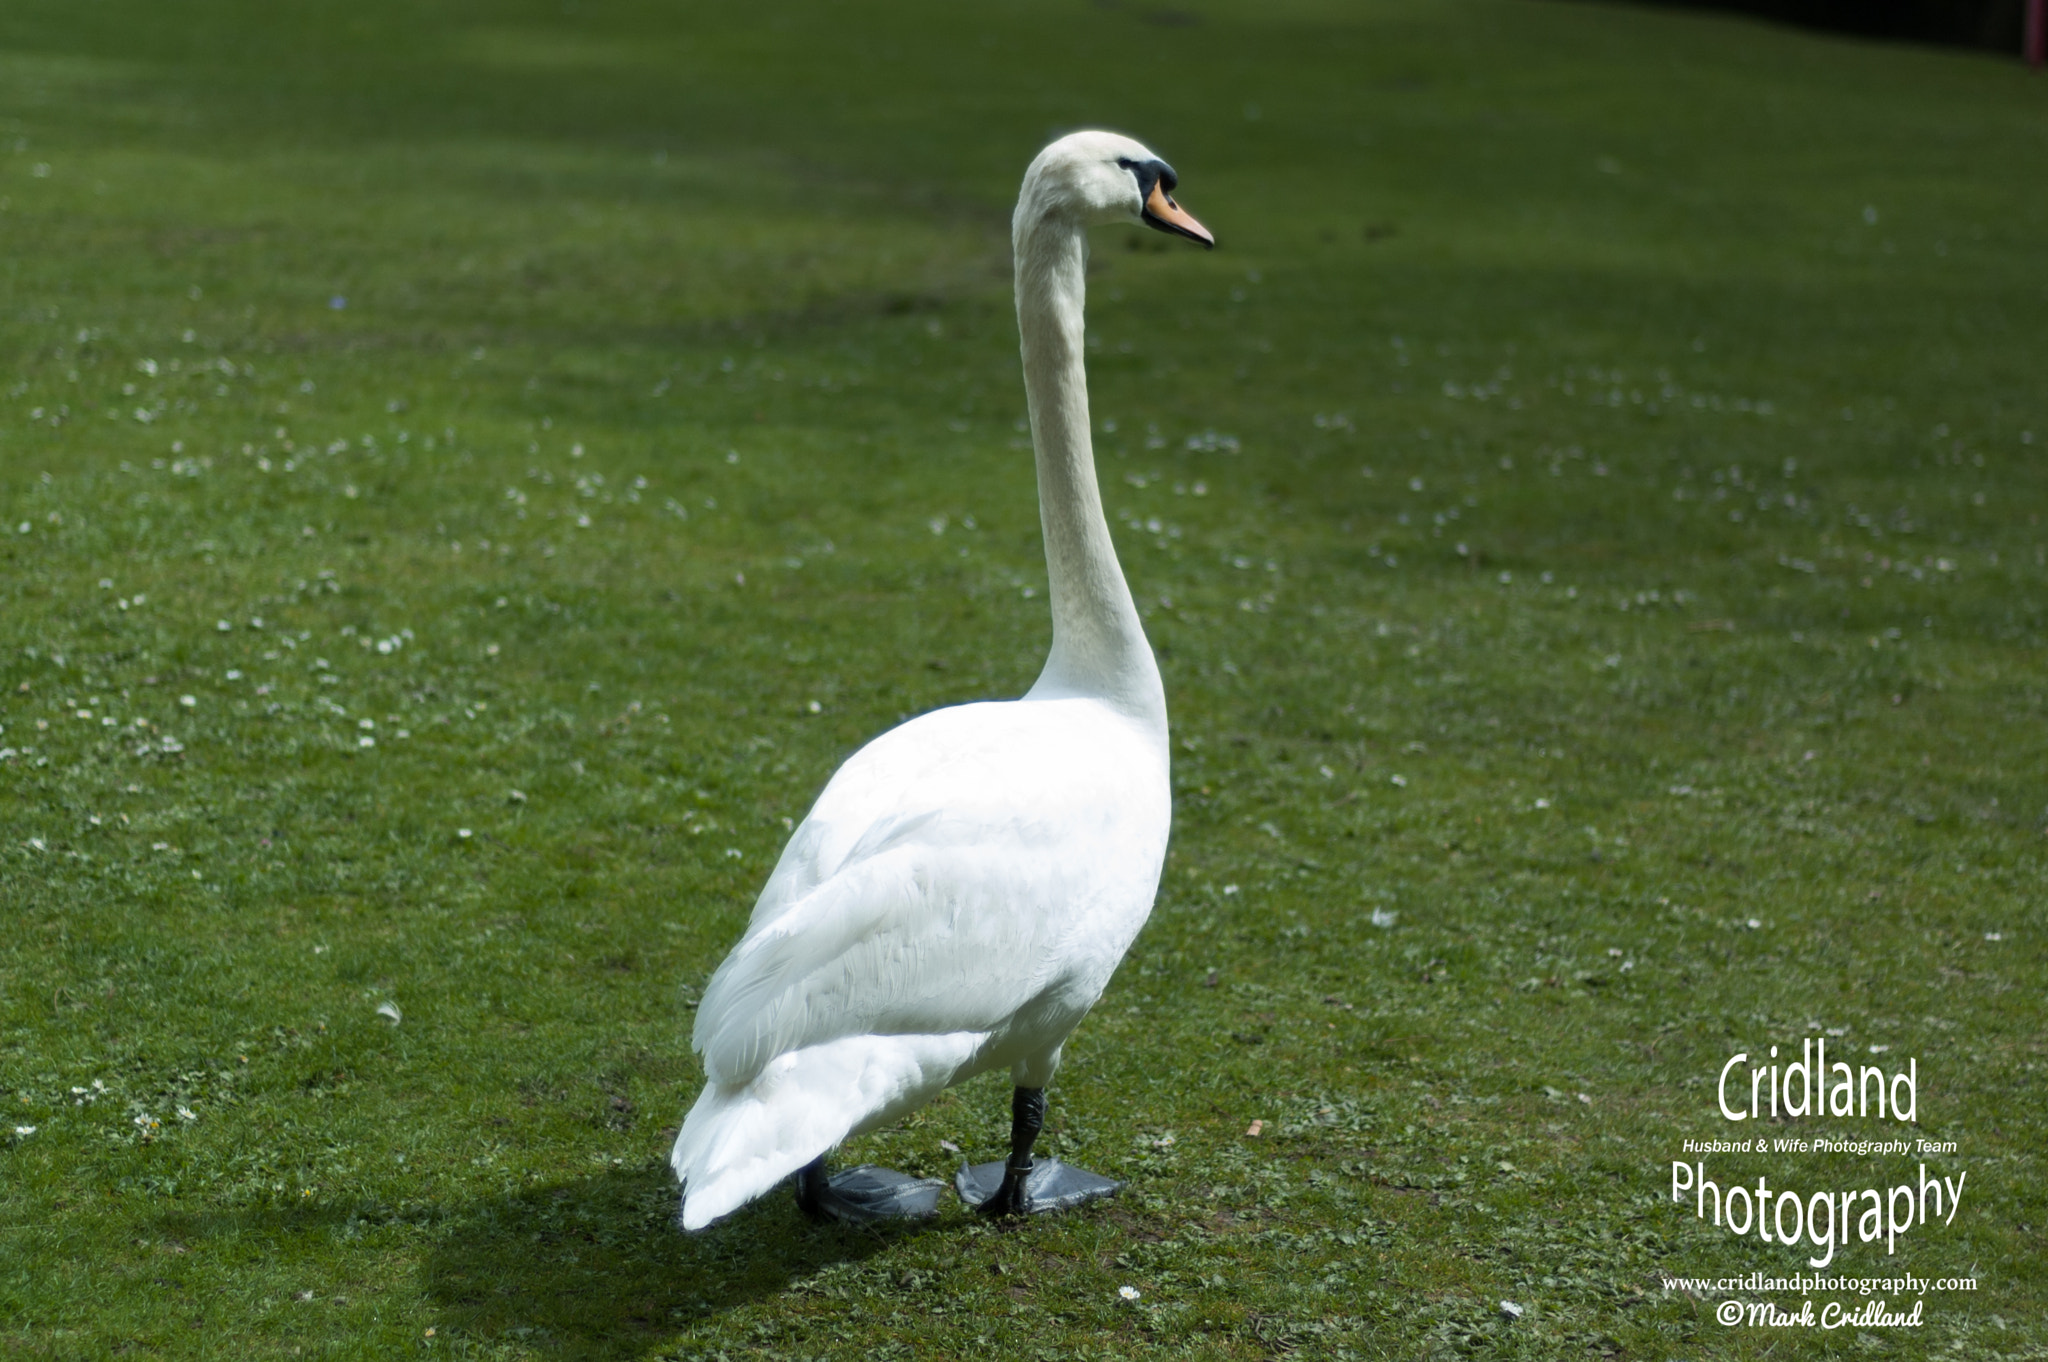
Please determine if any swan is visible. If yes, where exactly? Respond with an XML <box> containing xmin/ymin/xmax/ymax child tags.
<box><xmin>670</xmin><ymin>130</ymin><xmax>1214</xmax><ymax>1229</ymax></box>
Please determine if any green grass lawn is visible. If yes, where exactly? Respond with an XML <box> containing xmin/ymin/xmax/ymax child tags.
<box><xmin>2</xmin><ymin>0</ymin><xmax>2044</xmax><ymax>1356</ymax></box>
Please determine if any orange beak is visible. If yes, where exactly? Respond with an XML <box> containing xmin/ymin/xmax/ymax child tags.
<box><xmin>1143</xmin><ymin>181</ymin><xmax>1214</xmax><ymax>249</ymax></box>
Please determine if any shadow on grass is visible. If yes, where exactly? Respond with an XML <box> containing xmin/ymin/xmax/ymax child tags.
<box><xmin>144</xmin><ymin>1163</ymin><xmax>909</xmax><ymax>1357</ymax></box>
<box><xmin>418</xmin><ymin>1163</ymin><xmax>904</xmax><ymax>1358</ymax></box>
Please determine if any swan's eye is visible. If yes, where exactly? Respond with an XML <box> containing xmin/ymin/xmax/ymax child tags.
<box><xmin>1115</xmin><ymin>156</ymin><xmax>1176</xmax><ymax>202</ymax></box>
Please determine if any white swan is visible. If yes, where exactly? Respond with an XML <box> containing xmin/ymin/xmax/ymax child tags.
<box><xmin>670</xmin><ymin>131</ymin><xmax>1213</xmax><ymax>1230</ymax></box>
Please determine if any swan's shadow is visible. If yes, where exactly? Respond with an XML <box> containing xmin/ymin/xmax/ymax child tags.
<box><xmin>420</xmin><ymin>1164</ymin><xmax>905</xmax><ymax>1357</ymax></box>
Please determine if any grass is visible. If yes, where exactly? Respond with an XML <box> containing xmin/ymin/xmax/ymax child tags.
<box><xmin>1</xmin><ymin>0</ymin><xmax>2044</xmax><ymax>1356</ymax></box>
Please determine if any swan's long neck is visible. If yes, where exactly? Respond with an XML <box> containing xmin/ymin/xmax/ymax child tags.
<box><xmin>1013</xmin><ymin>204</ymin><xmax>1165</xmax><ymax>730</ymax></box>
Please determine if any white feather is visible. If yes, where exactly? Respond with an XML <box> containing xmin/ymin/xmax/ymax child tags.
<box><xmin>673</xmin><ymin>1031</ymin><xmax>988</xmax><ymax>1230</ymax></box>
<box><xmin>694</xmin><ymin>701</ymin><xmax>1166</xmax><ymax>1086</ymax></box>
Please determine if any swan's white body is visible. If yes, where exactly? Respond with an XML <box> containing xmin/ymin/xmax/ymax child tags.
<box><xmin>672</xmin><ymin>132</ymin><xmax>1186</xmax><ymax>1230</ymax></box>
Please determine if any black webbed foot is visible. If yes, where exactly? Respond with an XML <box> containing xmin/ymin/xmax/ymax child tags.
<box><xmin>956</xmin><ymin>1156</ymin><xmax>1123</xmax><ymax>1215</ymax></box>
<box><xmin>955</xmin><ymin>1084</ymin><xmax>1122</xmax><ymax>1215</ymax></box>
<box><xmin>793</xmin><ymin>1158</ymin><xmax>945</xmax><ymax>1224</ymax></box>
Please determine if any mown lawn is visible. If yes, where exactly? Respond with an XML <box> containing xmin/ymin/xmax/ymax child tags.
<box><xmin>1</xmin><ymin>1</ymin><xmax>2043</xmax><ymax>1357</ymax></box>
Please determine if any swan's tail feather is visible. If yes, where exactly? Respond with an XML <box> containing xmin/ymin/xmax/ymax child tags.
<box><xmin>671</xmin><ymin>1031</ymin><xmax>985</xmax><ymax>1231</ymax></box>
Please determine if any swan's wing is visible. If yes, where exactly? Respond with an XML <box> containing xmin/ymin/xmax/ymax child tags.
<box><xmin>692</xmin><ymin>700</ymin><xmax>1168</xmax><ymax>1087</ymax></box>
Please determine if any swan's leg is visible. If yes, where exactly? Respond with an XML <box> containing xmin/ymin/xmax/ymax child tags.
<box><xmin>977</xmin><ymin>1086</ymin><xmax>1045</xmax><ymax>1216</ymax></box>
<box><xmin>958</xmin><ymin>1087</ymin><xmax>1123</xmax><ymax>1216</ymax></box>
<box><xmin>792</xmin><ymin>1155</ymin><xmax>945</xmax><ymax>1224</ymax></box>
<box><xmin>793</xmin><ymin>1155</ymin><xmax>831</xmax><ymax>1219</ymax></box>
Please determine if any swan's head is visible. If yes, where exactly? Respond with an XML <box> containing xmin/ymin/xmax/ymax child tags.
<box><xmin>1020</xmin><ymin>130</ymin><xmax>1214</xmax><ymax>248</ymax></box>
